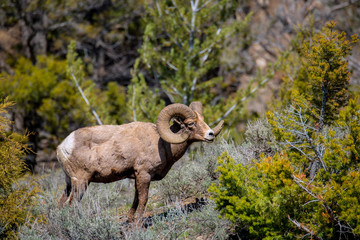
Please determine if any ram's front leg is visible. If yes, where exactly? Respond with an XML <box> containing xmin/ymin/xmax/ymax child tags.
<box><xmin>127</xmin><ymin>186</ymin><xmax>139</xmax><ymax>222</ymax></box>
<box><xmin>133</xmin><ymin>171</ymin><xmax>151</xmax><ymax>223</ymax></box>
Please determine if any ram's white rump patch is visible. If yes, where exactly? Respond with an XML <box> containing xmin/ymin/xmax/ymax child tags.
<box><xmin>58</xmin><ymin>131</ymin><xmax>75</xmax><ymax>162</ymax></box>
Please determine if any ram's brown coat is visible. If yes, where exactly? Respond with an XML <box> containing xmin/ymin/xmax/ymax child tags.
<box><xmin>57</xmin><ymin>102</ymin><xmax>223</xmax><ymax>221</ymax></box>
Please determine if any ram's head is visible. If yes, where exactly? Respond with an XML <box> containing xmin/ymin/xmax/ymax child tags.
<box><xmin>156</xmin><ymin>102</ymin><xmax>224</xmax><ymax>144</ymax></box>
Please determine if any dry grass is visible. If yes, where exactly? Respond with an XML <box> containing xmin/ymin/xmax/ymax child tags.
<box><xmin>18</xmin><ymin>140</ymin><xmax>235</xmax><ymax>240</ymax></box>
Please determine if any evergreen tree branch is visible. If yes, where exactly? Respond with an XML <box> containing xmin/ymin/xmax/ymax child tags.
<box><xmin>170</xmin><ymin>0</ymin><xmax>190</xmax><ymax>31</ymax></box>
<box><xmin>158</xmin><ymin>1</ymin><xmax>185</xmax><ymax>49</ymax></box>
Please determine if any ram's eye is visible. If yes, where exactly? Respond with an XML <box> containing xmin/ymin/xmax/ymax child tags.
<box><xmin>188</xmin><ymin>122</ymin><xmax>195</xmax><ymax>127</ymax></box>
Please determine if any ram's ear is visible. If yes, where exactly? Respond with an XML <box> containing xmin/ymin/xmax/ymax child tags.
<box><xmin>189</xmin><ymin>101</ymin><xmax>203</xmax><ymax>116</ymax></box>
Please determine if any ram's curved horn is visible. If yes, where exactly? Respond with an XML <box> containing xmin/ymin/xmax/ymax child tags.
<box><xmin>189</xmin><ymin>101</ymin><xmax>203</xmax><ymax>116</ymax></box>
<box><xmin>156</xmin><ymin>104</ymin><xmax>196</xmax><ymax>144</ymax></box>
<box><xmin>212</xmin><ymin>120</ymin><xmax>224</xmax><ymax>137</ymax></box>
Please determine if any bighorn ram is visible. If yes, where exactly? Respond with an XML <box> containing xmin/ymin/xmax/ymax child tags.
<box><xmin>57</xmin><ymin>102</ymin><xmax>223</xmax><ymax>221</ymax></box>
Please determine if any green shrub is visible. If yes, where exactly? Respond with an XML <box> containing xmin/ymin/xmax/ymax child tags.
<box><xmin>210</xmin><ymin>98</ymin><xmax>360</xmax><ymax>239</ymax></box>
<box><xmin>0</xmin><ymin>99</ymin><xmax>40</xmax><ymax>239</ymax></box>
<box><xmin>209</xmin><ymin>22</ymin><xmax>360</xmax><ymax>239</ymax></box>
<box><xmin>209</xmin><ymin>152</ymin><xmax>301</xmax><ymax>239</ymax></box>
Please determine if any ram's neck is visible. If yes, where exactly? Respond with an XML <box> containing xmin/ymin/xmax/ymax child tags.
<box><xmin>167</xmin><ymin>141</ymin><xmax>191</xmax><ymax>163</ymax></box>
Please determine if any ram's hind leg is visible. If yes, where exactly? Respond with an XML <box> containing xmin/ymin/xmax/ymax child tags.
<box><xmin>66</xmin><ymin>174</ymin><xmax>90</xmax><ymax>205</ymax></box>
<box><xmin>58</xmin><ymin>173</ymin><xmax>72</xmax><ymax>207</ymax></box>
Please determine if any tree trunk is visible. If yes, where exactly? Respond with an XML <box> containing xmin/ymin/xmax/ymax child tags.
<box><xmin>318</xmin><ymin>82</ymin><xmax>327</xmax><ymax>132</ymax></box>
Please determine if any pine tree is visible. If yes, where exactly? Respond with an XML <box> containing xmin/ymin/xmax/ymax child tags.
<box><xmin>302</xmin><ymin>21</ymin><xmax>358</xmax><ymax>130</ymax></box>
<box><xmin>127</xmin><ymin>61</ymin><xmax>165</xmax><ymax>122</ymax></box>
<box><xmin>130</xmin><ymin>0</ymin><xmax>267</xmax><ymax>128</ymax></box>
<box><xmin>282</xmin><ymin>21</ymin><xmax>358</xmax><ymax>131</ymax></box>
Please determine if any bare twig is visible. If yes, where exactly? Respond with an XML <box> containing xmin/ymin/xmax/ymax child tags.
<box><xmin>330</xmin><ymin>0</ymin><xmax>359</xmax><ymax>12</ymax></box>
<box><xmin>197</xmin><ymin>0</ymin><xmax>213</xmax><ymax>11</ymax></box>
<box><xmin>292</xmin><ymin>174</ymin><xmax>318</xmax><ymax>199</ymax></box>
<box><xmin>280</xmin><ymin>104</ymin><xmax>326</xmax><ymax>177</ymax></box>
<box><xmin>189</xmin><ymin>77</ymin><xmax>197</xmax><ymax>103</ymax></box>
<box><xmin>70</xmin><ymin>69</ymin><xmax>103</xmax><ymax>125</ymax></box>
<box><xmin>140</xmin><ymin>103</ymin><xmax>151</xmax><ymax>120</ymax></box>
<box><xmin>293</xmin><ymin>174</ymin><xmax>341</xmax><ymax>231</ymax></box>
<box><xmin>297</xmin><ymin>105</ymin><xmax>326</xmax><ymax>172</ymax></box>
<box><xmin>285</xmin><ymin>139</ymin><xmax>315</xmax><ymax>161</ymax></box>
<box><xmin>161</xmin><ymin>57</ymin><xmax>178</xmax><ymax>71</ymax></box>
<box><xmin>198</xmin><ymin>28</ymin><xmax>222</xmax><ymax>64</ymax></box>
<box><xmin>189</xmin><ymin>0</ymin><xmax>200</xmax><ymax>51</ymax></box>
<box><xmin>302</xmin><ymin>199</ymin><xmax>319</xmax><ymax>206</ymax></box>
<box><xmin>132</xmin><ymin>83</ymin><xmax>137</xmax><ymax>122</ymax></box>
<box><xmin>288</xmin><ymin>215</ymin><xmax>322</xmax><ymax>240</ymax></box>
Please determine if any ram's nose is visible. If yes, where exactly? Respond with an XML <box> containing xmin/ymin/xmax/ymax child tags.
<box><xmin>205</xmin><ymin>129</ymin><xmax>215</xmax><ymax>142</ymax></box>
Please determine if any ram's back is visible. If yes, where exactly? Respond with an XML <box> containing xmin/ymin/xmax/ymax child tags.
<box><xmin>57</xmin><ymin>122</ymin><xmax>163</xmax><ymax>182</ymax></box>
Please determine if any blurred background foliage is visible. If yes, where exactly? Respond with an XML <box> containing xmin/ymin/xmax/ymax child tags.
<box><xmin>0</xmin><ymin>0</ymin><xmax>359</xmax><ymax>171</ymax></box>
